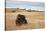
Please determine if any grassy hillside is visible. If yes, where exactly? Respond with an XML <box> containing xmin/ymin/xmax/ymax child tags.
<box><xmin>6</xmin><ymin>12</ymin><xmax>45</xmax><ymax>30</ymax></box>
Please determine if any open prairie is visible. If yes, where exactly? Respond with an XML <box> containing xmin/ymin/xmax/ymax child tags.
<box><xmin>6</xmin><ymin>11</ymin><xmax>45</xmax><ymax>30</ymax></box>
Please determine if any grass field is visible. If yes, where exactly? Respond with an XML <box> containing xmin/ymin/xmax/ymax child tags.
<box><xmin>6</xmin><ymin>12</ymin><xmax>45</xmax><ymax>30</ymax></box>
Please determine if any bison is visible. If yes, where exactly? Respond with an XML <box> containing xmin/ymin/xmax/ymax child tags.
<box><xmin>15</xmin><ymin>14</ymin><xmax>27</xmax><ymax>26</ymax></box>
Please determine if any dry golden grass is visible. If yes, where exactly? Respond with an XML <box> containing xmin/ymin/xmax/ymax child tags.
<box><xmin>6</xmin><ymin>12</ymin><xmax>45</xmax><ymax>30</ymax></box>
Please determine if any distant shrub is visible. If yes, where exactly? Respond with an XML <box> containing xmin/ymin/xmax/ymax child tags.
<box><xmin>27</xmin><ymin>10</ymin><xmax>31</xmax><ymax>12</ymax></box>
<box><xmin>12</xmin><ymin>11</ymin><xmax>16</xmax><ymax>12</ymax></box>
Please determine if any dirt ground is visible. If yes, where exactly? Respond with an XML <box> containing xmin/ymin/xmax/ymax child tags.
<box><xmin>6</xmin><ymin>12</ymin><xmax>45</xmax><ymax>30</ymax></box>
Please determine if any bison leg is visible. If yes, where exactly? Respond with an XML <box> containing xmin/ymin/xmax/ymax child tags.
<box><xmin>16</xmin><ymin>20</ymin><xmax>22</xmax><ymax>26</ymax></box>
<box><xmin>23</xmin><ymin>20</ymin><xmax>27</xmax><ymax>24</ymax></box>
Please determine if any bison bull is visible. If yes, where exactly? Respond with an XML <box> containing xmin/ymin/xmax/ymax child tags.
<box><xmin>15</xmin><ymin>14</ymin><xmax>27</xmax><ymax>26</ymax></box>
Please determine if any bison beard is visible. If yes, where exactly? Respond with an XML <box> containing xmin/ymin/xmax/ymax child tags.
<box><xmin>16</xmin><ymin>14</ymin><xmax>27</xmax><ymax>26</ymax></box>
